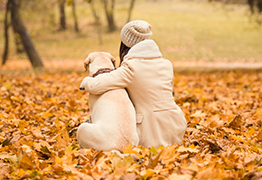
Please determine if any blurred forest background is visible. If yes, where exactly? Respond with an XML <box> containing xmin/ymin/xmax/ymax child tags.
<box><xmin>0</xmin><ymin>0</ymin><xmax>262</xmax><ymax>70</ymax></box>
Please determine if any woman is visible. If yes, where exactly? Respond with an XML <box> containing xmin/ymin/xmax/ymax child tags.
<box><xmin>80</xmin><ymin>20</ymin><xmax>187</xmax><ymax>148</ymax></box>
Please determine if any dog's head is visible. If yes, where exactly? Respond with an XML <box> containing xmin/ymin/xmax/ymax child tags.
<box><xmin>84</xmin><ymin>52</ymin><xmax>116</xmax><ymax>76</ymax></box>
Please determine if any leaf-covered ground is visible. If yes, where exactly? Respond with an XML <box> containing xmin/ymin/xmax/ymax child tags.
<box><xmin>0</xmin><ymin>70</ymin><xmax>262</xmax><ymax>180</ymax></box>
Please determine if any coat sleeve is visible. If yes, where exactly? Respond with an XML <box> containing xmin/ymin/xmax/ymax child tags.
<box><xmin>79</xmin><ymin>62</ymin><xmax>134</xmax><ymax>95</ymax></box>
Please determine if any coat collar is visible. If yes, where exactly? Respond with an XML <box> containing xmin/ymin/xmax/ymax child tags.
<box><xmin>123</xmin><ymin>39</ymin><xmax>162</xmax><ymax>61</ymax></box>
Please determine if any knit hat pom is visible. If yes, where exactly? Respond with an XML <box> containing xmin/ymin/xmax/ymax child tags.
<box><xmin>120</xmin><ymin>20</ymin><xmax>153</xmax><ymax>48</ymax></box>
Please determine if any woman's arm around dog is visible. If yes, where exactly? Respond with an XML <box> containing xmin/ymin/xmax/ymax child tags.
<box><xmin>80</xmin><ymin>61</ymin><xmax>135</xmax><ymax>95</ymax></box>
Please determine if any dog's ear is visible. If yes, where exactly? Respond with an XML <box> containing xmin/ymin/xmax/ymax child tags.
<box><xmin>84</xmin><ymin>55</ymin><xmax>92</xmax><ymax>72</ymax></box>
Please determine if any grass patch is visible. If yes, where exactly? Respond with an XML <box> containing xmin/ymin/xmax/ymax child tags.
<box><xmin>0</xmin><ymin>0</ymin><xmax>261</xmax><ymax>65</ymax></box>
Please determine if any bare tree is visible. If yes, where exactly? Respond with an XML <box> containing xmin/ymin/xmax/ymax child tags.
<box><xmin>258</xmin><ymin>0</ymin><xmax>262</xmax><ymax>12</ymax></box>
<box><xmin>72</xmin><ymin>0</ymin><xmax>79</xmax><ymax>32</ymax></box>
<box><xmin>58</xmin><ymin>0</ymin><xmax>66</xmax><ymax>30</ymax></box>
<box><xmin>246</xmin><ymin>0</ymin><xmax>262</xmax><ymax>14</ymax></box>
<box><xmin>101</xmin><ymin>0</ymin><xmax>116</xmax><ymax>32</ymax></box>
<box><xmin>12</xmin><ymin>27</ymin><xmax>24</xmax><ymax>53</ymax></box>
<box><xmin>2</xmin><ymin>0</ymin><xmax>11</xmax><ymax>65</ymax></box>
<box><xmin>10</xmin><ymin>0</ymin><xmax>44</xmax><ymax>68</ymax></box>
<box><xmin>90</xmin><ymin>1</ymin><xmax>103</xmax><ymax>45</ymax></box>
<box><xmin>127</xmin><ymin>0</ymin><xmax>136</xmax><ymax>23</ymax></box>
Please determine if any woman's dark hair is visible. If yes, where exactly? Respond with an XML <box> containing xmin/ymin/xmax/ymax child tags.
<box><xmin>119</xmin><ymin>41</ymin><xmax>130</xmax><ymax>65</ymax></box>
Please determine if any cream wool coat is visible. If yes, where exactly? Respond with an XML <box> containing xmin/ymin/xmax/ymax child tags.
<box><xmin>80</xmin><ymin>40</ymin><xmax>187</xmax><ymax>148</ymax></box>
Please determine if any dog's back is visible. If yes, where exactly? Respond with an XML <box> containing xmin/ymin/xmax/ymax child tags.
<box><xmin>89</xmin><ymin>89</ymin><xmax>139</xmax><ymax>151</ymax></box>
<box><xmin>77</xmin><ymin>52</ymin><xmax>139</xmax><ymax>152</ymax></box>
<box><xmin>78</xmin><ymin>89</ymin><xmax>139</xmax><ymax>151</ymax></box>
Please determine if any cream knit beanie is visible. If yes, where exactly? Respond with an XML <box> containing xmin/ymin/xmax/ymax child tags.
<box><xmin>120</xmin><ymin>20</ymin><xmax>153</xmax><ymax>48</ymax></box>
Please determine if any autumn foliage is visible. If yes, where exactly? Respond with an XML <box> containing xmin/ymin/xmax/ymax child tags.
<box><xmin>0</xmin><ymin>70</ymin><xmax>262</xmax><ymax>179</ymax></box>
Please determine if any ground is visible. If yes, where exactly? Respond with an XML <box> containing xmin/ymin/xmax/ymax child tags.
<box><xmin>0</xmin><ymin>62</ymin><xmax>262</xmax><ymax>179</ymax></box>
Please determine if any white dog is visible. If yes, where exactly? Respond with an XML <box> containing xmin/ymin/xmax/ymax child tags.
<box><xmin>77</xmin><ymin>52</ymin><xmax>139</xmax><ymax>152</ymax></box>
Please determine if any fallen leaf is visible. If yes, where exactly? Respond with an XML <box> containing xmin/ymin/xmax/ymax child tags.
<box><xmin>228</xmin><ymin>115</ymin><xmax>242</xmax><ymax>129</ymax></box>
<box><xmin>256</xmin><ymin>129</ymin><xmax>262</xmax><ymax>141</ymax></box>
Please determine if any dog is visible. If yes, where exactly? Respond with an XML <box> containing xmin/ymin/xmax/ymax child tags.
<box><xmin>77</xmin><ymin>52</ymin><xmax>139</xmax><ymax>152</ymax></box>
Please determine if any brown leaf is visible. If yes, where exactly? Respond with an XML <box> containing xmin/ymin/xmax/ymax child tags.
<box><xmin>256</xmin><ymin>129</ymin><xmax>262</xmax><ymax>141</ymax></box>
<box><xmin>147</xmin><ymin>150</ymin><xmax>162</xmax><ymax>169</ymax></box>
<box><xmin>190</xmin><ymin>110</ymin><xmax>206</xmax><ymax>118</ymax></box>
<box><xmin>1</xmin><ymin>136</ymin><xmax>13</xmax><ymax>147</ymax></box>
<box><xmin>0</xmin><ymin>164</ymin><xmax>10</xmax><ymax>178</ymax></box>
<box><xmin>121</xmin><ymin>173</ymin><xmax>139</xmax><ymax>180</ymax></box>
<box><xmin>159</xmin><ymin>146</ymin><xmax>179</xmax><ymax>165</ymax></box>
<box><xmin>52</xmin><ymin>163</ymin><xmax>64</xmax><ymax>174</ymax></box>
<box><xmin>18</xmin><ymin>145</ymin><xmax>40</xmax><ymax>170</ymax></box>
<box><xmin>221</xmin><ymin>127</ymin><xmax>236</xmax><ymax>134</ymax></box>
<box><xmin>243</xmin><ymin>170</ymin><xmax>262</xmax><ymax>180</ymax></box>
<box><xmin>205</xmin><ymin>139</ymin><xmax>223</xmax><ymax>153</ymax></box>
<box><xmin>1</xmin><ymin>68</ymin><xmax>262</xmax><ymax>179</ymax></box>
<box><xmin>228</xmin><ymin>115</ymin><xmax>242</xmax><ymax>129</ymax></box>
<box><xmin>31</xmin><ymin>128</ymin><xmax>44</xmax><ymax>139</ymax></box>
<box><xmin>10</xmin><ymin>134</ymin><xmax>22</xmax><ymax>142</ymax></box>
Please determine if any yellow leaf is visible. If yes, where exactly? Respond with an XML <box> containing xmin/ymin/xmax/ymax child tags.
<box><xmin>112</xmin><ymin>152</ymin><xmax>122</xmax><ymax>168</ymax></box>
<box><xmin>188</xmin><ymin>144</ymin><xmax>195</xmax><ymax>148</ymax></box>
<box><xmin>122</xmin><ymin>155</ymin><xmax>133</xmax><ymax>168</ymax></box>
<box><xmin>55</xmin><ymin>157</ymin><xmax>63</xmax><ymax>165</ymax></box>
<box><xmin>122</xmin><ymin>143</ymin><xmax>136</xmax><ymax>154</ymax></box>
<box><xmin>65</xmin><ymin>144</ymin><xmax>74</xmax><ymax>154</ymax></box>
<box><xmin>16</xmin><ymin>169</ymin><xmax>27</xmax><ymax>177</ymax></box>
<box><xmin>42</xmin><ymin>112</ymin><xmax>54</xmax><ymax>119</ymax></box>
<box><xmin>246</xmin><ymin>127</ymin><xmax>256</xmax><ymax>138</ymax></box>
<box><xmin>257</xmin><ymin>166</ymin><xmax>262</xmax><ymax>172</ymax></box>
<box><xmin>157</xmin><ymin>145</ymin><xmax>164</xmax><ymax>151</ymax></box>
<box><xmin>10</xmin><ymin>96</ymin><xmax>20</xmax><ymax>101</ymax></box>
<box><xmin>140</xmin><ymin>169</ymin><xmax>156</xmax><ymax>180</ymax></box>
<box><xmin>149</xmin><ymin>146</ymin><xmax>158</xmax><ymax>156</ymax></box>
<box><xmin>3</xmin><ymin>82</ymin><xmax>13</xmax><ymax>90</ymax></box>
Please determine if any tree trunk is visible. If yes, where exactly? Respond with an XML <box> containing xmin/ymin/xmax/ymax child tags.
<box><xmin>10</xmin><ymin>0</ymin><xmax>44</xmax><ymax>68</ymax></box>
<box><xmin>127</xmin><ymin>0</ymin><xmax>135</xmax><ymax>23</ymax></box>
<box><xmin>59</xmin><ymin>0</ymin><xmax>66</xmax><ymax>30</ymax></box>
<box><xmin>258</xmin><ymin>0</ymin><xmax>262</xmax><ymax>13</ymax></box>
<box><xmin>12</xmin><ymin>26</ymin><xmax>24</xmax><ymax>53</ymax></box>
<box><xmin>248</xmin><ymin>0</ymin><xmax>255</xmax><ymax>14</ymax></box>
<box><xmin>90</xmin><ymin>1</ymin><xmax>103</xmax><ymax>45</ymax></box>
<box><xmin>101</xmin><ymin>0</ymin><xmax>116</xmax><ymax>32</ymax></box>
<box><xmin>248</xmin><ymin>0</ymin><xmax>262</xmax><ymax>14</ymax></box>
<box><xmin>72</xmin><ymin>0</ymin><xmax>79</xmax><ymax>33</ymax></box>
<box><xmin>2</xmin><ymin>0</ymin><xmax>11</xmax><ymax>65</ymax></box>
